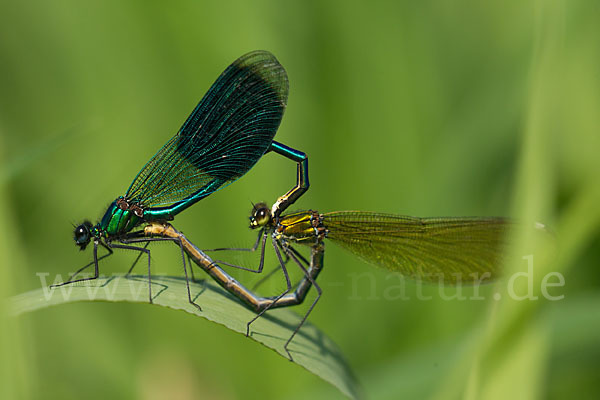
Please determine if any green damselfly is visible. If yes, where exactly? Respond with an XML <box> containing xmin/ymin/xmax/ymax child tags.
<box><xmin>53</xmin><ymin>51</ymin><xmax>309</xmax><ymax>310</ymax></box>
<box><xmin>194</xmin><ymin>202</ymin><xmax>530</xmax><ymax>359</ymax></box>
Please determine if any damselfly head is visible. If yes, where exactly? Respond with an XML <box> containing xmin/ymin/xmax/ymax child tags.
<box><xmin>74</xmin><ymin>220</ymin><xmax>94</xmax><ymax>250</ymax></box>
<box><xmin>249</xmin><ymin>202</ymin><xmax>271</xmax><ymax>229</ymax></box>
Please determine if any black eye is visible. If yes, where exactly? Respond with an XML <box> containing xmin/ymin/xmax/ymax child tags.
<box><xmin>74</xmin><ymin>221</ymin><xmax>93</xmax><ymax>249</ymax></box>
<box><xmin>75</xmin><ymin>226</ymin><xmax>89</xmax><ymax>243</ymax></box>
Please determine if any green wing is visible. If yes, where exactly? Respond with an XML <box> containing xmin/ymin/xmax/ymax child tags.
<box><xmin>323</xmin><ymin>211</ymin><xmax>513</xmax><ymax>284</ymax></box>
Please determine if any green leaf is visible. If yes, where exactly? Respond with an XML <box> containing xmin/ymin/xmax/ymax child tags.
<box><xmin>8</xmin><ymin>275</ymin><xmax>360</xmax><ymax>399</ymax></box>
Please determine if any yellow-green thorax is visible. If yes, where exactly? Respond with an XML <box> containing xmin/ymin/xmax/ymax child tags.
<box><xmin>274</xmin><ymin>210</ymin><xmax>326</xmax><ymax>245</ymax></box>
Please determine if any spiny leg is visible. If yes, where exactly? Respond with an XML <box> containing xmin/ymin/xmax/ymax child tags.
<box><xmin>51</xmin><ymin>241</ymin><xmax>109</xmax><ymax>288</ymax></box>
<box><xmin>203</xmin><ymin>228</ymin><xmax>264</xmax><ymax>252</ymax></box>
<box><xmin>175</xmin><ymin>236</ymin><xmax>202</xmax><ymax>312</ymax></box>
<box><xmin>188</xmin><ymin>254</ymin><xmax>197</xmax><ymax>282</ymax></box>
<box><xmin>120</xmin><ymin>236</ymin><xmax>202</xmax><ymax>311</ymax></box>
<box><xmin>251</xmin><ymin>264</ymin><xmax>283</xmax><ymax>291</ymax></box>
<box><xmin>287</xmin><ymin>245</ymin><xmax>309</xmax><ymax>266</ymax></box>
<box><xmin>126</xmin><ymin>241</ymin><xmax>150</xmax><ymax>275</ymax></box>
<box><xmin>246</xmin><ymin>239</ymin><xmax>292</xmax><ymax>337</ymax></box>
<box><xmin>109</xmin><ymin>242</ymin><xmax>153</xmax><ymax>303</ymax></box>
<box><xmin>281</xmin><ymin>246</ymin><xmax>322</xmax><ymax>361</ymax></box>
<box><xmin>206</xmin><ymin>231</ymin><xmax>268</xmax><ymax>274</ymax></box>
<box><xmin>251</xmin><ymin>249</ymin><xmax>294</xmax><ymax>291</ymax></box>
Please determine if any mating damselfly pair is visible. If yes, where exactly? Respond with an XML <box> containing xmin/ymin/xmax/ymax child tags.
<box><xmin>54</xmin><ymin>50</ymin><xmax>525</xmax><ymax>360</ymax></box>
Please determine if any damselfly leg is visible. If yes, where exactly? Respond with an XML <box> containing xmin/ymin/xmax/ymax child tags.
<box><xmin>119</xmin><ymin>235</ymin><xmax>201</xmax><ymax>311</ymax></box>
<box><xmin>244</xmin><ymin>238</ymin><xmax>323</xmax><ymax>360</ymax></box>
<box><xmin>203</xmin><ymin>229</ymin><xmax>292</xmax><ymax>289</ymax></box>
<box><xmin>203</xmin><ymin>229</ymin><xmax>268</xmax><ymax>273</ymax></box>
<box><xmin>142</xmin><ymin>222</ymin><xmax>325</xmax><ymax>360</ymax></box>
<box><xmin>51</xmin><ymin>239</ymin><xmax>165</xmax><ymax>304</ymax></box>
<box><xmin>51</xmin><ymin>241</ymin><xmax>112</xmax><ymax>288</ymax></box>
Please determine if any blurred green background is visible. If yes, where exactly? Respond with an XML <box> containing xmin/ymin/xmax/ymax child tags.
<box><xmin>1</xmin><ymin>0</ymin><xmax>599</xmax><ymax>399</ymax></box>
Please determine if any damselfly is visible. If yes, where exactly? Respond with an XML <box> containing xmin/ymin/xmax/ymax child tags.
<box><xmin>199</xmin><ymin>202</ymin><xmax>527</xmax><ymax>359</ymax></box>
<box><xmin>53</xmin><ymin>51</ymin><xmax>309</xmax><ymax>309</ymax></box>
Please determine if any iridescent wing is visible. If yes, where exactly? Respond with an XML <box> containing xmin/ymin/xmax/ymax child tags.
<box><xmin>323</xmin><ymin>211</ymin><xmax>512</xmax><ymax>284</ymax></box>
<box><xmin>126</xmin><ymin>50</ymin><xmax>288</xmax><ymax>215</ymax></box>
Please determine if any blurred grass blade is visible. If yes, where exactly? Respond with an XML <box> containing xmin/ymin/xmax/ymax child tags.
<box><xmin>0</xmin><ymin>126</ymin><xmax>77</xmax><ymax>185</ymax></box>
<box><xmin>8</xmin><ymin>275</ymin><xmax>360</xmax><ymax>399</ymax></box>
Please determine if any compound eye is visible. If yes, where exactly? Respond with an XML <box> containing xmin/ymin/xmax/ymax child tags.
<box><xmin>74</xmin><ymin>225</ymin><xmax>89</xmax><ymax>243</ymax></box>
<box><xmin>249</xmin><ymin>203</ymin><xmax>271</xmax><ymax>229</ymax></box>
<box><xmin>73</xmin><ymin>222</ymin><xmax>93</xmax><ymax>249</ymax></box>
<box><xmin>255</xmin><ymin>207</ymin><xmax>271</xmax><ymax>225</ymax></box>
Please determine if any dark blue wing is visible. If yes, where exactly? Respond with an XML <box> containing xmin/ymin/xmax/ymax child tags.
<box><xmin>126</xmin><ymin>50</ymin><xmax>288</xmax><ymax>213</ymax></box>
